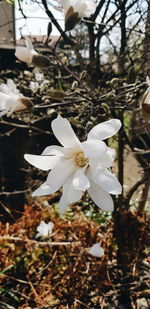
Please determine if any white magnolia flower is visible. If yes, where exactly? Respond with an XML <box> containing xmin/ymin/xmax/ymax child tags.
<box><xmin>35</xmin><ymin>220</ymin><xmax>54</xmax><ymax>239</ymax></box>
<box><xmin>56</xmin><ymin>0</ymin><xmax>96</xmax><ymax>30</ymax></box>
<box><xmin>0</xmin><ymin>79</ymin><xmax>32</xmax><ymax>117</ymax></box>
<box><xmin>15</xmin><ymin>38</ymin><xmax>51</xmax><ymax>68</ymax></box>
<box><xmin>88</xmin><ymin>243</ymin><xmax>104</xmax><ymax>258</ymax></box>
<box><xmin>24</xmin><ymin>115</ymin><xmax>122</xmax><ymax>214</ymax></box>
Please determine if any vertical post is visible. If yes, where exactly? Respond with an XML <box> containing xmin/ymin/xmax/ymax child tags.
<box><xmin>0</xmin><ymin>0</ymin><xmax>16</xmax><ymax>44</ymax></box>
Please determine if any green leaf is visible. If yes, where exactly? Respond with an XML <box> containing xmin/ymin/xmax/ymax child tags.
<box><xmin>0</xmin><ymin>264</ymin><xmax>13</xmax><ymax>275</ymax></box>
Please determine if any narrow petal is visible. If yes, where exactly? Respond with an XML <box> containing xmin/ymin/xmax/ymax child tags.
<box><xmin>42</xmin><ymin>145</ymin><xmax>73</xmax><ymax>158</ymax></box>
<box><xmin>24</xmin><ymin>154</ymin><xmax>62</xmax><ymax>170</ymax></box>
<box><xmin>92</xmin><ymin>167</ymin><xmax>122</xmax><ymax>195</ymax></box>
<box><xmin>107</xmin><ymin>147</ymin><xmax>116</xmax><ymax>163</ymax></box>
<box><xmin>51</xmin><ymin>115</ymin><xmax>82</xmax><ymax>150</ymax></box>
<box><xmin>15</xmin><ymin>47</ymin><xmax>33</xmax><ymax>63</ymax></box>
<box><xmin>59</xmin><ymin>174</ymin><xmax>83</xmax><ymax>214</ymax></box>
<box><xmin>88</xmin><ymin>119</ymin><xmax>122</xmax><ymax>140</ymax></box>
<box><xmin>32</xmin><ymin>182</ymin><xmax>55</xmax><ymax>197</ymax></box>
<box><xmin>25</xmin><ymin>38</ymin><xmax>34</xmax><ymax>50</ymax></box>
<box><xmin>87</xmin><ymin>169</ymin><xmax>114</xmax><ymax>211</ymax></box>
<box><xmin>82</xmin><ymin>139</ymin><xmax>107</xmax><ymax>158</ymax></box>
<box><xmin>47</xmin><ymin>157</ymin><xmax>77</xmax><ymax>192</ymax></box>
<box><xmin>7</xmin><ymin>79</ymin><xmax>19</xmax><ymax>95</ymax></box>
<box><xmin>0</xmin><ymin>109</ymin><xmax>8</xmax><ymax>117</ymax></box>
<box><xmin>72</xmin><ymin>167</ymin><xmax>90</xmax><ymax>191</ymax></box>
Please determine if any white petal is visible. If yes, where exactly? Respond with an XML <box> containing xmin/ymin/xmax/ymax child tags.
<box><xmin>42</xmin><ymin>145</ymin><xmax>73</xmax><ymax>158</ymax></box>
<box><xmin>15</xmin><ymin>47</ymin><xmax>33</xmax><ymax>64</ymax></box>
<box><xmin>146</xmin><ymin>76</ymin><xmax>150</xmax><ymax>86</ymax></box>
<box><xmin>24</xmin><ymin>154</ymin><xmax>61</xmax><ymax>170</ymax></box>
<box><xmin>83</xmin><ymin>139</ymin><xmax>113</xmax><ymax>168</ymax></box>
<box><xmin>92</xmin><ymin>167</ymin><xmax>122</xmax><ymax>195</ymax></box>
<box><xmin>7</xmin><ymin>79</ymin><xmax>19</xmax><ymax>95</ymax></box>
<box><xmin>72</xmin><ymin>167</ymin><xmax>90</xmax><ymax>191</ymax></box>
<box><xmin>88</xmin><ymin>119</ymin><xmax>122</xmax><ymax>140</ymax></box>
<box><xmin>88</xmin><ymin>146</ymin><xmax>116</xmax><ymax>170</ymax></box>
<box><xmin>25</xmin><ymin>38</ymin><xmax>34</xmax><ymax>50</ymax></box>
<box><xmin>0</xmin><ymin>92</ymin><xmax>11</xmax><ymax>108</ymax></box>
<box><xmin>47</xmin><ymin>157</ymin><xmax>77</xmax><ymax>192</ymax></box>
<box><xmin>107</xmin><ymin>147</ymin><xmax>116</xmax><ymax>163</ymax></box>
<box><xmin>51</xmin><ymin>115</ymin><xmax>82</xmax><ymax>150</ymax></box>
<box><xmin>88</xmin><ymin>243</ymin><xmax>104</xmax><ymax>258</ymax></box>
<box><xmin>87</xmin><ymin>169</ymin><xmax>114</xmax><ymax>211</ymax></box>
<box><xmin>82</xmin><ymin>139</ymin><xmax>107</xmax><ymax>158</ymax></box>
<box><xmin>0</xmin><ymin>109</ymin><xmax>8</xmax><ymax>117</ymax></box>
<box><xmin>59</xmin><ymin>174</ymin><xmax>83</xmax><ymax>214</ymax></box>
<box><xmin>32</xmin><ymin>182</ymin><xmax>55</xmax><ymax>196</ymax></box>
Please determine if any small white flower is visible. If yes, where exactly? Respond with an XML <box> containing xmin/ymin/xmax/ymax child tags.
<box><xmin>56</xmin><ymin>0</ymin><xmax>96</xmax><ymax>30</ymax></box>
<box><xmin>35</xmin><ymin>220</ymin><xmax>54</xmax><ymax>239</ymax></box>
<box><xmin>88</xmin><ymin>243</ymin><xmax>104</xmax><ymax>258</ymax></box>
<box><xmin>15</xmin><ymin>38</ymin><xmax>51</xmax><ymax>68</ymax></box>
<box><xmin>0</xmin><ymin>79</ymin><xmax>32</xmax><ymax>117</ymax></box>
<box><xmin>24</xmin><ymin>115</ymin><xmax>122</xmax><ymax>214</ymax></box>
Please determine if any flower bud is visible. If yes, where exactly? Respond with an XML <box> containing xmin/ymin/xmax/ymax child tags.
<box><xmin>65</xmin><ymin>7</ymin><xmax>80</xmax><ymax>31</ymax></box>
<box><xmin>46</xmin><ymin>89</ymin><xmax>65</xmax><ymax>100</ymax></box>
<box><xmin>80</xmin><ymin>71</ymin><xmax>87</xmax><ymax>79</ymax></box>
<box><xmin>71</xmin><ymin>80</ymin><xmax>78</xmax><ymax>90</ymax></box>
<box><xmin>32</xmin><ymin>54</ymin><xmax>51</xmax><ymax>68</ymax></box>
<box><xmin>17</xmin><ymin>97</ymin><xmax>33</xmax><ymax>111</ymax></box>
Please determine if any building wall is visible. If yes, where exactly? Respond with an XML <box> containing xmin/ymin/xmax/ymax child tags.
<box><xmin>0</xmin><ymin>0</ymin><xmax>15</xmax><ymax>44</ymax></box>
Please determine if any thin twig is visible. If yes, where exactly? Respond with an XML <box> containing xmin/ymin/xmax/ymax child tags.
<box><xmin>0</xmin><ymin>235</ymin><xmax>80</xmax><ymax>246</ymax></box>
<box><xmin>0</xmin><ymin>189</ymin><xmax>30</xmax><ymax>195</ymax></box>
<box><xmin>124</xmin><ymin>174</ymin><xmax>149</xmax><ymax>209</ymax></box>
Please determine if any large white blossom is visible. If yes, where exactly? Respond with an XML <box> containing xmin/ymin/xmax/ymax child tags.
<box><xmin>15</xmin><ymin>38</ymin><xmax>51</xmax><ymax>68</ymax></box>
<box><xmin>60</xmin><ymin>0</ymin><xmax>96</xmax><ymax>18</ymax></box>
<box><xmin>35</xmin><ymin>220</ymin><xmax>54</xmax><ymax>239</ymax></box>
<box><xmin>24</xmin><ymin>115</ymin><xmax>122</xmax><ymax>214</ymax></box>
<box><xmin>56</xmin><ymin>0</ymin><xmax>96</xmax><ymax>30</ymax></box>
<box><xmin>0</xmin><ymin>79</ymin><xmax>32</xmax><ymax>117</ymax></box>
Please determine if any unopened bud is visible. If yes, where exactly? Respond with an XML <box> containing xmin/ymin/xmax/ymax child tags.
<box><xmin>80</xmin><ymin>71</ymin><xmax>87</xmax><ymax>79</ymax></box>
<box><xmin>71</xmin><ymin>80</ymin><xmax>78</xmax><ymax>90</ymax></box>
<box><xmin>106</xmin><ymin>91</ymin><xmax>116</xmax><ymax>99</ymax></box>
<box><xmin>46</xmin><ymin>90</ymin><xmax>65</xmax><ymax>100</ymax></box>
<box><xmin>61</xmin><ymin>56</ymin><xmax>69</xmax><ymax>66</ymax></box>
<box><xmin>65</xmin><ymin>6</ymin><xmax>80</xmax><ymax>31</ymax></box>
<box><xmin>32</xmin><ymin>54</ymin><xmax>51</xmax><ymax>68</ymax></box>
<box><xmin>17</xmin><ymin>97</ymin><xmax>33</xmax><ymax>111</ymax></box>
<box><xmin>101</xmin><ymin>103</ymin><xmax>110</xmax><ymax>114</ymax></box>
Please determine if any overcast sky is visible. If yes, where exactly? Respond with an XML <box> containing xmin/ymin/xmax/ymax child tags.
<box><xmin>15</xmin><ymin>1</ymin><xmax>64</xmax><ymax>39</ymax></box>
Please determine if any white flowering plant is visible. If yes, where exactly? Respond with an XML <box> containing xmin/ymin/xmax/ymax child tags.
<box><xmin>0</xmin><ymin>1</ymin><xmax>149</xmax><ymax>307</ymax></box>
<box><xmin>0</xmin><ymin>79</ymin><xmax>32</xmax><ymax>117</ymax></box>
<box><xmin>24</xmin><ymin>115</ymin><xmax>122</xmax><ymax>214</ymax></box>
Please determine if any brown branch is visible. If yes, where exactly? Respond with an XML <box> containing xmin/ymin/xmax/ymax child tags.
<box><xmin>137</xmin><ymin>179</ymin><xmax>150</xmax><ymax>214</ymax></box>
<box><xmin>124</xmin><ymin>174</ymin><xmax>149</xmax><ymax>209</ymax></box>
<box><xmin>0</xmin><ymin>120</ymin><xmax>51</xmax><ymax>135</ymax></box>
<box><xmin>0</xmin><ymin>189</ymin><xmax>30</xmax><ymax>196</ymax></box>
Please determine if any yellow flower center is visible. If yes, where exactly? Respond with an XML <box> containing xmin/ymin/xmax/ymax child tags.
<box><xmin>75</xmin><ymin>151</ymin><xmax>89</xmax><ymax>167</ymax></box>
